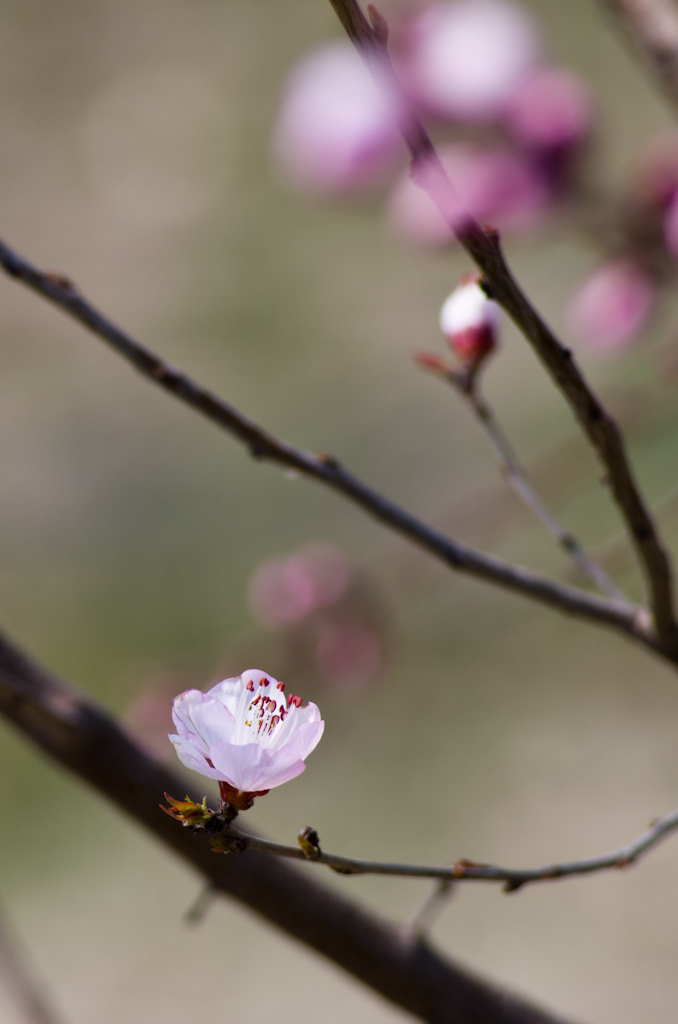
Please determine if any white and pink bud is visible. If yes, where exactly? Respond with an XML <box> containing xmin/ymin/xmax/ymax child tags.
<box><xmin>566</xmin><ymin>259</ymin><xmax>655</xmax><ymax>354</ymax></box>
<box><xmin>273</xmin><ymin>43</ymin><xmax>402</xmax><ymax>196</ymax></box>
<box><xmin>399</xmin><ymin>0</ymin><xmax>540</xmax><ymax>122</ymax></box>
<box><xmin>170</xmin><ymin>670</ymin><xmax>324</xmax><ymax>808</ymax></box>
<box><xmin>440</xmin><ymin>274</ymin><xmax>500</xmax><ymax>370</ymax></box>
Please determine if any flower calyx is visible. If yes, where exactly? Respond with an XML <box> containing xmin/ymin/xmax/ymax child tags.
<box><xmin>218</xmin><ymin>780</ymin><xmax>270</xmax><ymax>814</ymax></box>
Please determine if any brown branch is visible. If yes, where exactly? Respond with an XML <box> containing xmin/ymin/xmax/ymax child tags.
<box><xmin>0</xmin><ymin>628</ymin><xmax>578</xmax><ymax>1024</ymax></box>
<box><xmin>600</xmin><ymin>0</ymin><xmax>678</xmax><ymax>110</ymax></box>
<box><xmin>0</xmin><ymin>239</ymin><xmax>651</xmax><ymax>649</ymax></box>
<box><xmin>223</xmin><ymin>805</ymin><xmax>678</xmax><ymax>894</ymax></box>
<box><xmin>327</xmin><ymin>0</ymin><xmax>678</xmax><ymax>656</ymax></box>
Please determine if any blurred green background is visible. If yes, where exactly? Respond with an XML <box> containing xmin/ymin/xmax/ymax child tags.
<box><xmin>2</xmin><ymin>0</ymin><xmax>678</xmax><ymax>1021</ymax></box>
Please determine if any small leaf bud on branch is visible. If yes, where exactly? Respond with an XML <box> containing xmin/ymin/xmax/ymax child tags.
<box><xmin>298</xmin><ymin>826</ymin><xmax>322</xmax><ymax>860</ymax></box>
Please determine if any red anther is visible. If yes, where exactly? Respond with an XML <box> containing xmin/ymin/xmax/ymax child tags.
<box><xmin>259</xmin><ymin>678</ymin><xmax>268</xmax><ymax>687</ymax></box>
<box><xmin>280</xmin><ymin>708</ymin><xmax>288</xmax><ymax>720</ymax></box>
<box><xmin>246</xmin><ymin>680</ymin><xmax>254</xmax><ymax>691</ymax></box>
<box><xmin>289</xmin><ymin>695</ymin><xmax>302</xmax><ymax>708</ymax></box>
<box><xmin>267</xmin><ymin>698</ymin><xmax>277</xmax><ymax>712</ymax></box>
<box><xmin>277</xmin><ymin>681</ymin><xmax>285</xmax><ymax>691</ymax></box>
<box><xmin>251</xmin><ymin>695</ymin><xmax>261</xmax><ymax>707</ymax></box>
<box><xmin>270</xmin><ymin>715</ymin><xmax>280</xmax><ymax>729</ymax></box>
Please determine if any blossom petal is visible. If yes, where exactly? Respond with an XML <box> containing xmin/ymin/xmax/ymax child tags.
<box><xmin>209</xmin><ymin>741</ymin><xmax>306</xmax><ymax>792</ymax></box>
<box><xmin>172</xmin><ymin>689</ymin><xmax>236</xmax><ymax>755</ymax></box>
<box><xmin>169</xmin><ymin>734</ymin><xmax>222</xmax><ymax>780</ymax></box>
<box><xmin>269</xmin><ymin>699</ymin><xmax>322</xmax><ymax>750</ymax></box>
<box><xmin>281</xmin><ymin>719</ymin><xmax>325</xmax><ymax>761</ymax></box>
<box><xmin>208</xmin><ymin>670</ymin><xmax>277</xmax><ymax>729</ymax></box>
<box><xmin>206</xmin><ymin>676</ymin><xmax>242</xmax><ymax>715</ymax></box>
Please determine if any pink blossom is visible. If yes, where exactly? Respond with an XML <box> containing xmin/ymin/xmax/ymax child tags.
<box><xmin>273</xmin><ymin>43</ymin><xmax>402</xmax><ymax>196</ymax></box>
<box><xmin>388</xmin><ymin>142</ymin><xmax>549</xmax><ymax>247</ymax></box>
<box><xmin>440</xmin><ymin>274</ymin><xmax>500</xmax><ymax>368</ymax></box>
<box><xmin>504</xmin><ymin>67</ymin><xmax>592</xmax><ymax>158</ymax></box>
<box><xmin>400</xmin><ymin>0</ymin><xmax>540</xmax><ymax>122</ymax></box>
<box><xmin>567</xmin><ymin>260</ymin><xmax>655</xmax><ymax>353</ymax></box>
<box><xmin>248</xmin><ymin>543</ymin><xmax>351</xmax><ymax>630</ymax></box>
<box><xmin>170</xmin><ymin>670</ymin><xmax>324</xmax><ymax>796</ymax></box>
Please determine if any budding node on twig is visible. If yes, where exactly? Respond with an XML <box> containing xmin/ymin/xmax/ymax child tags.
<box><xmin>298</xmin><ymin>826</ymin><xmax>322</xmax><ymax>860</ymax></box>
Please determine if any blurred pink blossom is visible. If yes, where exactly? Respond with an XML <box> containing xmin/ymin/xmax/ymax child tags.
<box><xmin>632</xmin><ymin>134</ymin><xmax>678</xmax><ymax>212</ymax></box>
<box><xmin>388</xmin><ymin>142</ymin><xmax>550</xmax><ymax>247</ymax></box>
<box><xmin>170</xmin><ymin>669</ymin><xmax>324</xmax><ymax>801</ymax></box>
<box><xmin>273</xmin><ymin>42</ymin><xmax>402</xmax><ymax>196</ymax></box>
<box><xmin>399</xmin><ymin>0</ymin><xmax>540</xmax><ymax>121</ymax></box>
<box><xmin>567</xmin><ymin>259</ymin><xmax>655</xmax><ymax>353</ymax></box>
<box><xmin>248</xmin><ymin>542</ymin><xmax>351</xmax><ymax>630</ymax></box>
<box><xmin>315</xmin><ymin>621</ymin><xmax>383</xmax><ymax>690</ymax></box>
<box><xmin>504</xmin><ymin>67</ymin><xmax>592</xmax><ymax>160</ymax></box>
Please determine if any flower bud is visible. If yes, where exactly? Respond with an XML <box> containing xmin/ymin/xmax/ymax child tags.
<box><xmin>439</xmin><ymin>275</ymin><xmax>500</xmax><ymax>372</ymax></box>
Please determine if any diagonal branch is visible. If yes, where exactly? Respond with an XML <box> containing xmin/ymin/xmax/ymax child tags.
<box><xmin>600</xmin><ymin>0</ymin><xmax>678</xmax><ymax>111</ymax></box>
<box><xmin>0</xmin><ymin>627</ymin><xmax>578</xmax><ymax>1024</ymax></box>
<box><xmin>0</xmin><ymin>239</ymin><xmax>650</xmax><ymax>649</ymax></box>
<box><xmin>327</xmin><ymin>0</ymin><xmax>678</xmax><ymax>655</ymax></box>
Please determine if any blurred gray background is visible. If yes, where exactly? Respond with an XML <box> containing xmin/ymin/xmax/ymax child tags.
<box><xmin>1</xmin><ymin>0</ymin><xmax>678</xmax><ymax>1021</ymax></box>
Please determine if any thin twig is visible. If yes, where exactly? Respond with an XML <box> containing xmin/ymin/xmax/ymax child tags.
<box><xmin>401</xmin><ymin>880</ymin><xmax>455</xmax><ymax>943</ymax></box>
<box><xmin>0</xmin><ymin>239</ymin><xmax>650</xmax><ymax>649</ymax></box>
<box><xmin>440</xmin><ymin>370</ymin><xmax>626</xmax><ymax>600</ymax></box>
<box><xmin>184</xmin><ymin>883</ymin><xmax>218</xmax><ymax>926</ymax></box>
<box><xmin>327</xmin><ymin>0</ymin><xmax>678</xmax><ymax>654</ymax></box>
<box><xmin>226</xmin><ymin>805</ymin><xmax>678</xmax><ymax>893</ymax></box>
<box><xmin>0</xmin><ymin>628</ymin><xmax>577</xmax><ymax>1024</ymax></box>
<box><xmin>600</xmin><ymin>0</ymin><xmax>678</xmax><ymax>110</ymax></box>
<box><xmin>592</xmin><ymin>483</ymin><xmax>678</xmax><ymax>577</ymax></box>
<box><xmin>0</xmin><ymin>903</ymin><xmax>63</xmax><ymax>1024</ymax></box>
